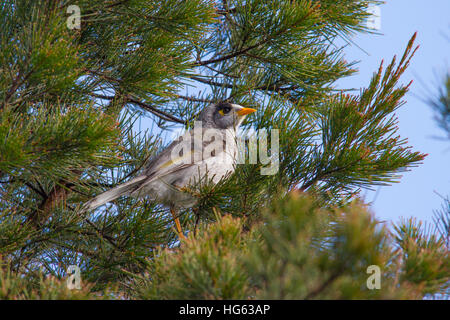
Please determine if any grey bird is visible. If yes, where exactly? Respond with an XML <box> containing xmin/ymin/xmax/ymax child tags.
<box><xmin>81</xmin><ymin>102</ymin><xmax>256</xmax><ymax>238</ymax></box>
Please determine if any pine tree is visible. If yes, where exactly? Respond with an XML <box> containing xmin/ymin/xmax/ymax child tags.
<box><xmin>0</xmin><ymin>0</ymin><xmax>448</xmax><ymax>299</ymax></box>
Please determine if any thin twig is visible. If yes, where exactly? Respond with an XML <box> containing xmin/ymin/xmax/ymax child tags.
<box><xmin>127</xmin><ymin>95</ymin><xmax>186</xmax><ymax>124</ymax></box>
<box><xmin>193</xmin><ymin>41</ymin><xmax>266</xmax><ymax>67</ymax></box>
<box><xmin>89</xmin><ymin>93</ymin><xmax>188</xmax><ymax>124</ymax></box>
<box><xmin>190</xmin><ymin>76</ymin><xmax>234</xmax><ymax>89</ymax></box>
<box><xmin>304</xmin><ymin>269</ymin><xmax>342</xmax><ymax>300</ymax></box>
<box><xmin>84</xmin><ymin>218</ymin><xmax>120</xmax><ymax>249</ymax></box>
<box><xmin>2</xmin><ymin>69</ymin><xmax>33</xmax><ymax>109</ymax></box>
<box><xmin>175</xmin><ymin>94</ymin><xmax>213</xmax><ymax>103</ymax></box>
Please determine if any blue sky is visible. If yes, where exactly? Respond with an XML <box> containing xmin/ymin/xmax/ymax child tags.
<box><xmin>336</xmin><ymin>0</ymin><xmax>450</xmax><ymax>224</ymax></box>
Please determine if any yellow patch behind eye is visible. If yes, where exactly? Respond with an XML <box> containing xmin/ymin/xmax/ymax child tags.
<box><xmin>159</xmin><ymin>150</ymin><xmax>194</xmax><ymax>169</ymax></box>
<box><xmin>218</xmin><ymin>110</ymin><xmax>225</xmax><ymax>116</ymax></box>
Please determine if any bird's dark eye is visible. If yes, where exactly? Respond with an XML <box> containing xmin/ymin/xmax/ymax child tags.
<box><xmin>222</xmin><ymin>106</ymin><xmax>231</xmax><ymax>114</ymax></box>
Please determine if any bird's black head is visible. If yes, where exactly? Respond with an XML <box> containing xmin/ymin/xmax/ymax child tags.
<box><xmin>199</xmin><ymin>102</ymin><xmax>256</xmax><ymax>129</ymax></box>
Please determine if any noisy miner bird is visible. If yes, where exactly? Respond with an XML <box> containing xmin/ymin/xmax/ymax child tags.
<box><xmin>82</xmin><ymin>102</ymin><xmax>256</xmax><ymax>238</ymax></box>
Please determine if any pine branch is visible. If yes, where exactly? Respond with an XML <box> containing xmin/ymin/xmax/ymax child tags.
<box><xmin>193</xmin><ymin>2</ymin><xmax>320</xmax><ymax>67</ymax></box>
<box><xmin>24</xmin><ymin>94</ymin><xmax>125</xmax><ymax>226</ymax></box>
<box><xmin>190</xmin><ymin>76</ymin><xmax>235</xmax><ymax>89</ymax></box>
<box><xmin>24</xmin><ymin>182</ymin><xmax>47</xmax><ymax>199</ymax></box>
<box><xmin>304</xmin><ymin>269</ymin><xmax>343</xmax><ymax>300</ymax></box>
<box><xmin>2</xmin><ymin>69</ymin><xmax>33</xmax><ymax>110</ymax></box>
<box><xmin>298</xmin><ymin>160</ymin><xmax>362</xmax><ymax>192</ymax></box>
<box><xmin>90</xmin><ymin>93</ymin><xmax>188</xmax><ymax>124</ymax></box>
<box><xmin>127</xmin><ymin>96</ymin><xmax>186</xmax><ymax>124</ymax></box>
<box><xmin>84</xmin><ymin>218</ymin><xmax>120</xmax><ymax>250</ymax></box>
<box><xmin>175</xmin><ymin>94</ymin><xmax>214</xmax><ymax>103</ymax></box>
<box><xmin>193</xmin><ymin>41</ymin><xmax>269</xmax><ymax>67</ymax></box>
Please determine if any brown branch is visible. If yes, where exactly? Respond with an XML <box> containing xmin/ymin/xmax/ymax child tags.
<box><xmin>193</xmin><ymin>41</ymin><xmax>266</xmax><ymax>67</ymax></box>
<box><xmin>90</xmin><ymin>93</ymin><xmax>188</xmax><ymax>124</ymax></box>
<box><xmin>298</xmin><ymin>166</ymin><xmax>342</xmax><ymax>192</ymax></box>
<box><xmin>298</xmin><ymin>155</ymin><xmax>367</xmax><ymax>192</ymax></box>
<box><xmin>191</xmin><ymin>73</ymin><xmax>300</xmax><ymax>95</ymax></box>
<box><xmin>62</xmin><ymin>0</ymin><xmax>131</xmax><ymax>15</ymax></box>
<box><xmin>190</xmin><ymin>76</ymin><xmax>235</xmax><ymax>89</ymax></box>
<box><xmin>127</xmin><ymin>95</ymin><xmax>186</xmax><ymax>124</ymax></box>
<box><xmin>104</xmin><ymin>0</ymin><xmax>131</xmax><ymax>9</ymax></box>
<box><xmin>216</xmin><ymin>8</ymin><xmax>237</xmax><ymax>15</ymax></box>
<box><xmin>85</xmin><ymin>69</ymin><xmax>120</xmax><ymax>84</ymax></box>
<box><xmin>90</xmin><ymin>93</ymin><xmax>115</xmax><ymax>100</ymax></box>
<box><xmin>175</xmin><ymin>94</ymin><xmax>213</xmax><ymax>103</ymax></box>
<box><xmin>2</xmin><ymin>69</ymin><xmax>33</xmax><ymax>110</ymax></box>
<box><xmin>25</xmin><ymin>182</ymin><xmax>47</xmax><ymax>198</ymax></box>
<box><xmin>254</xmin><ymin>81</ymin><xmax>299</xmax><ymax>92</ymax></box>
<box><xmin>203</xmin><ymin>65</ymin><xmax>240</xmax><ymax>79</ymax></box>
<box><xmin>304</xmin><ymin>269</ymin><xmax>343</xmax><ymax>300</ymax></box>
<box><xmin>84</xmin><ymin>218</ymin><xmax>120</xmax><ymax>249</ymax></box>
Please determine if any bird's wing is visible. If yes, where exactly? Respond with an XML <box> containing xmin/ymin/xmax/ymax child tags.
<box><xmin>141</xmin><ymin>128</ymin><xmax>232</xmax><ymax>181</ymax></box>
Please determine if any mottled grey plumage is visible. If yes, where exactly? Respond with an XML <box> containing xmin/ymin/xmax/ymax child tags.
<box><xmin>82</xmin><ymin>102</ymin><xmax>256</xmax><ymax>213</ymax></box>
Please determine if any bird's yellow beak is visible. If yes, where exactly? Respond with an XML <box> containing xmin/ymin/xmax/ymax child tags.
<box><xmin>236</xmin><ymin>107</ymin><xmax>257</xmax><ymax>116</ymax></box>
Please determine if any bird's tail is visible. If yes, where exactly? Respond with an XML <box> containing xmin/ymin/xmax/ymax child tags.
<box><xmin>81</xmin><ymin>176</ymin><xmax>148</xmax><ymax>212</ymax></box>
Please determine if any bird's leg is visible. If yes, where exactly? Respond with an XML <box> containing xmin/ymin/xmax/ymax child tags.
<box><xmin>170</xmin><ymin>207</ymin><xmax>185</xmax><ymax>240</ymax></box>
